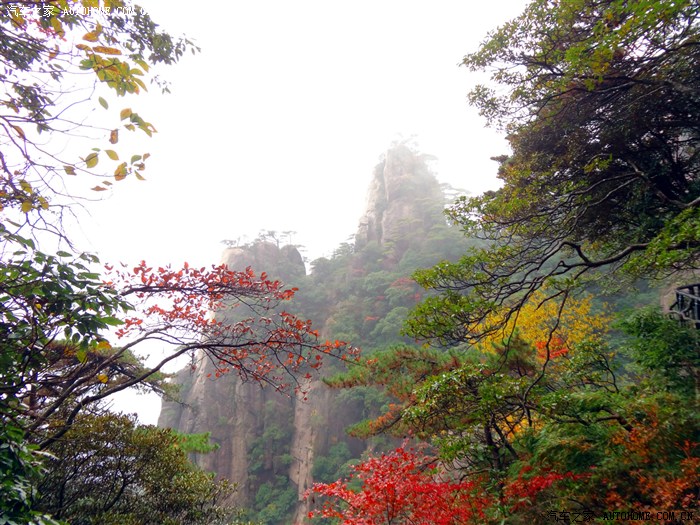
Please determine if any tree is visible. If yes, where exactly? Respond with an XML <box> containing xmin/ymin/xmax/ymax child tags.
<box><xmin>1</xmin><ymin>0</ymin><xmax>197</xmax><ymax>214</ymax></box>
<box><xmin>1</xmin><ymin>0</ymin><xmax>194</xmax><ymax>430</ymax></box>
<box><xmin>36</xmin><ymin>412</ymin><xmax>239</xmax><ymax>525</ymax></box>
<box><xmin>306</xmin><ymin>443</ymin><xmax>491</xmax><ymax>525</ymax></box>
<box><xmin>2</xmin><ymin>252</ymin><xmax>357</xmax><ymax>451</ymax></box>
<box><xmin>0</xmin><ymin>423</ymin><xmax>62</xmax><ymax>525</ymax></box>
<box><xmin>407</xmin><ymin>0</ymin><xmax>700</xmax><ymax>343</ymax></box>
<box><xmin>1</xmin><ymin>3</ymin><xmax>199</xmax><ymax>519</ymax></box>
<box><xmin>324</xmin><ymin>345</ymin><xmax>464</xmax><ymax>439</ymax></box>
<box><xmin>497</xmin><ymin>312</ymin><xmax>699</xmax><ymax>521</ymax></box>
<box><xmin>0</xmin><ymin>3</ymin><xmax>358</xmax><ymax>520</ymax></box>
<box><xmin>395</xmin><ymin>4</ymin><xmax>700</xmax><ymax>513</ymax></box>
<box><xmin>330</xmin><ymin>291</ymin><xmax>609</xmax><ymax>442</ymax></box>
<box><xmin>323</xmin><ymin>310</ymin><xmax>697</xmax><ymax>522</ymax></box>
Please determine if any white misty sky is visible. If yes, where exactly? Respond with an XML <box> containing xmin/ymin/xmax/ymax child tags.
<box><xmin>87</xmin><ymin>0</ymin><xmax>527</xmax><ymax>421</ymax></box>
<box><xmin>76</xmin><ymin>0</ymin><xmax>525</xmax><ymax>270</ymax></box>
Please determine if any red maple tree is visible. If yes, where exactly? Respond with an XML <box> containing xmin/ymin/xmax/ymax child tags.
<box><xmin>306</xmin><ymin>444</ymin><xmax>491</xmax><ymax>524</ymax></box>
<box><xmin>107</xmin><ymin>261</ymin><xmax>359</xmax><ymax>395</ymax></box>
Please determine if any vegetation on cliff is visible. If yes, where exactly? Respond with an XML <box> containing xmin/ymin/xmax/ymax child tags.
<box><xmin>0</xmin><ymin>2</ymin><xmax>351</xmax><ymax>523</ymax></box>
<box><xmin>2</xmin><ymin>0</ymin><xmax>698</xmax><ymax>524</ymax></box>
<box><xmin>307</xmin><ymin>1</ymin><xmax>700</xmax><ymax>523</ymax></box>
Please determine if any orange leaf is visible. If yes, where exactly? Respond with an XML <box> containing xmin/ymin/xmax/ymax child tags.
<box><xmin>92</xmin><ymin>46</ymin><xmax>122</xmax><ymax>55</ymax></box>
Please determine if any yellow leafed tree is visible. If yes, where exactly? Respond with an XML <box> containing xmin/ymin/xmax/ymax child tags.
<box><xmin>480</xmin><ymin>290</ymin><xmax>611</xmax><ymax>358</ymax></box>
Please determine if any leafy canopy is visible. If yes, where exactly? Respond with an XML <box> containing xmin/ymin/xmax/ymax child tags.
<box><xmin>0</xmin><ymin>2</ymin><xmax>359</xmax><ymax>522</ymax></box>
<box><xmin>407</xmin><ymin>0</ymin><xmax>700</xmax><ymax>343</ymax></box>
<box><xmin>36</xmin><ymin>413</ymin><xmax>239</xmax><ymax>525</ymax></box>
<box><xmin>1</xmin><ymin>3</ymin><xmax>198</xmax><ymax>521</ymax></box>
<box><xmin>1</xmin><ymin>0</ymin><xmax>198</xmax><ymax>211</ymax></box>
<box><xmin>309</xmin><ymin>2</ymin><xmax>700</xmax><ymax>523</ymax></box>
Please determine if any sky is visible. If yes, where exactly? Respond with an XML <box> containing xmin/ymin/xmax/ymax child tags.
<box><xmin>77</xmin><ymin>0</ymin><xmax>528</xmax><ymax>422</ymax></box>
<box><xmin>76</xmin><ymin>0</ymin><xmax>525</xmax><ymax>270</ymax></box>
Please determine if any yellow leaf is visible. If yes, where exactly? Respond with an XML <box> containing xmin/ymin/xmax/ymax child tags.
<box><xmin>114</xmin><ymin>162</ymin><xmax>127</xmax><ymax>181</ymax></box>
<box><xmin>9</xmin><ymin>13</ymin><xmax>25</xmax><ymax>28</ymax></box>
<box><xmin>19</xmin><ymin>180</ymin><xmax>32</xmax><ymax>193</ymax></box>
<box><xmin>105</xmin><ymin>149</ymin><xmax>119</xmax><ymax>161</ymax></box>
<box><xmin>11</xmin><ymin>125</ymin><xmax>25</xmax><ymax>140</ymax></box>
<box><xmin>82</xmin><ymin>32</ymin><xmax>99</xmax><ymax>42</ymax></box>
<box><xmin>21</xmin><ymin>200</ymin><xmax>33</xmax><ymax>213</ymax></box>
<box><xmin>85</xmin><ymin>152</ymin><xmax>99</xmax><ymax>169</ymax></box>
<box><xmin>133</xmin><ymin>76</ymin><xmax>147</xmax><ymax>92</ymax></box>
<box><xmin>50</xmin><ymin>17</ymin><xmax>65</xmax><ymax>37</ymax></box>
<box><xmin>64</xmin><ymin>165</ymin><xmax>77</xmax><ymax>176</ymax></box>
<box><xmin>97</xmin><ymin>373</ymin><xmax>108</xmax><ymax>383</ymax></box>
<box><xmin>119</xmin><ymin>108</ymin><xmax>132</xmax><ymax>120</ymax></box>
<box><xmin>134</xmin><ymin>57</ymin><xmax>150</xmax><ymax>72</ymax></box>
<box><xmin>135</xmin><ymin>171</ymin><xmax>145</xmax><ymax>181</ymax></box>
<box><xmin>93</xmin><ymin>46</ymin><xmax>122</xmax><ymax>56</ymax></box>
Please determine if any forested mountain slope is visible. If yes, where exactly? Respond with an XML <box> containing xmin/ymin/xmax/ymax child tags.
<box><xmin>158</xmin><ymin>144</ymin><xmax>475</xmax><ymax>524</ymax></box>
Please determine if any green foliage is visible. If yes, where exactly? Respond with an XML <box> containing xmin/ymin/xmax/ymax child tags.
<box><xmin>325</xmin><ymin>345</ymin><xmax>467</xmax><ymax>439</ymax></box>
<box><xmin>617</xmin><ymin>308</ymin><xmax>700</xmax><ymax>395</ymax></box>
<box><xmin>409</xmin><ymin>0</ymin><xmax>700</xmax><ymax>343</ymax></box>
<box><xmin>251</xmin><ymin>478</ymin><xmax>297</xmax><ymax>525</ymax></box>
<box><xmin>0</xmin><ymin>227</ymin><xmax>159</xmax><ymax>448</ymax></box>
<box><xmin>0</xmin><ymin>422</ymin><xmax>62</xmax><ymax>525</ymax></box>
<box><xmin>36</xmin><ymin>413</ymin><xmax>237</xmax><ymax>525</ymax></box>
<box><xmin>312</xmin><ymin>442</ymin><xmax>354</xmax><ymax>483</ymax></box>
<box><xmin>173</xmin><ymin>430</ymin><xmax>220</xmax><ymax>454</ymax></box>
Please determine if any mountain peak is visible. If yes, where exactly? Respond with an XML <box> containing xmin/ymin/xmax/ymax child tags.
<box><xmin>355</xmin><ymin>144</ymin><xmax>445</xmax><ymax>263</ymax></box>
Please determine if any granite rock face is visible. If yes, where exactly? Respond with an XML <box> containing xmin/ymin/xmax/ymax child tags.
<box><xmin>158</xmin><ymin>242</ymin><xmax>304</xmax><ymax>505</ymax></box>
<box><xmin>355</xmin><ymin>144</ymin><xmax>445</xmax><ymax>264</ymax></box>
<box><xmin>158</xmin><ymin>145</ymin><xmax>452</xmax><ymax>523</ymax></box>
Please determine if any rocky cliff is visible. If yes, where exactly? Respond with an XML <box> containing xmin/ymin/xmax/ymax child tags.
<box><xmin>158</xmin><ymin>144</ymin><xmax>467</xmax><ymax>524</ymax></box>
<box><xmin>158</xmin><ymin>243</ymin><xmax>303</xmax><ymax>503</ymax></box>
<box><xmin>356</xmin><ymin>145</ymin><xmax>446</xmax><ymax>264</ymax></box>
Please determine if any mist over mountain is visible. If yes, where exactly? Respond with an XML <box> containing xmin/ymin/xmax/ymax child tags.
<box><xmin>158</xmin><ymin>144</ymin><xmax>477</xmax><ymax>524</ymax></box>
